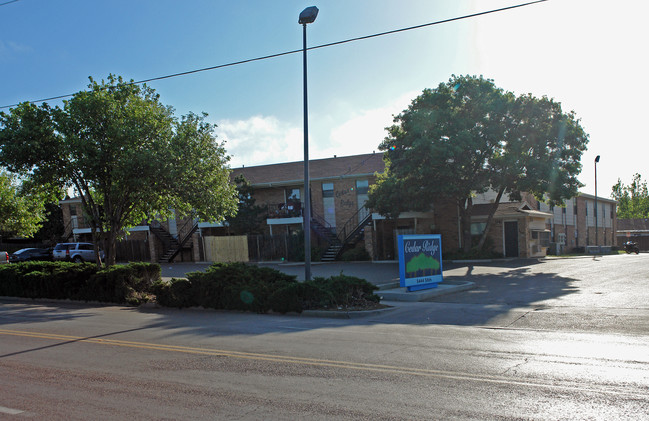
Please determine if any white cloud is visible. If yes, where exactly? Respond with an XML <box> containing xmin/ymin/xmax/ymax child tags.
<box><xmin>213</xmin><ymin>91</ymin><xmax>418</xmax><ymax>168</ymax></box>
<box><xmin>0</xmin><ymin>40</ymin><xmax>32</xmax><ymax>60</ymax></box>
<box><xmin>215</xmin><ymin>116</ymin><xmax>303</xmax><ymax>168</ymax></box>
<box><xmin>317</xmin><ymin>91</ymin><xmax>418</xmax><ymax>159</ymax></box>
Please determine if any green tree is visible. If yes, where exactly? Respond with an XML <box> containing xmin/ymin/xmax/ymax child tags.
<box><xmin>611</xmin><ymin>173</ymin><xmax>649</xmax><ymax>218</ymax></box>
<box><xmin>0</xmin><ymin>171</ymin><xmax>59</xmax><ymax>237</ymax></box>
<box><xmin>226</xmin><ymin>175</ymin><xmax>265</xmax><ymax>235</ymax></box>
<box><xmin>0</xmin><ymin>75</ymin><xmax>237</xmax><ymax>265</ymax></box>
<box><xmin>368</xmin><ymin>75</ymin><xmax>588</xmax><ymax>252</ymax></box>
<box><xmin>33</xmin><ymin>202</ymin><xmax>65</xmax><ymax>245</ymax></box>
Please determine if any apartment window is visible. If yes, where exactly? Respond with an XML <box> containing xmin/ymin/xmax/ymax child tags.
<box><xmin>471</xmin><ymin>222</ymin><xmax>487</xmax><ymax>235</ymax></box>
<box><xmin>355</xmin><ymin>180</ymin><xmax>369</xmax><ymax>195</ymax></box>
<box><xmin>322</xmin><ymin>183</ymin><xmax>335</xmax><ymax>228</ymax></box>
<box><xmin>286</xmin><ymin>188</ymin><xmax>300</xmax><ymax>201</ymax></box>
<box><xmin>322</xmin><ymin>183</ymin><xmax>334</xmax><ymax>197</ymax></box>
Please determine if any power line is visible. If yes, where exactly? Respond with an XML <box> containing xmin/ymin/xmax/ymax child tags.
<box><xmin>0</xmin><ymin>0</ymin><xmax>547</xmax><ymax>110</ymax></box>
<box><xmin>0</xmin><ymin>0</ymin><xmax>21</xmax><ymax>7</ymax></box>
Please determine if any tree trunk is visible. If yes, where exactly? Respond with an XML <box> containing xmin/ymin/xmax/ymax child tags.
<box><xmin>477</xmin><ymin>187</ymin><xmax>506</xmax><ymax>250</ymax></box>
<box><xmin>458</xmin><ymin>197</ymin><xmax>473</xmax><ymax>253</ymax></box>
<box><xmin>104</xmin><ymin>230</ymin><xmax>118</xmax><ymax>266</ymax></box>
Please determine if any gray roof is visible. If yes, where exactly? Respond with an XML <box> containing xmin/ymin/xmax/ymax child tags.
<box><xmin>231</xmin><ymin>152</ymin><xmax>385</xmax><ymax>186</ymax></box>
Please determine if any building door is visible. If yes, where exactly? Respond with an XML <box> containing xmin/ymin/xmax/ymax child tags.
<box><xmin>322</xmin><ymin>183</ymin><xmax>336</xmax><ymax>230</ymax></box>
<box><xmin>168</xmin><ymin>210</ymin><xmax>178</xmax><ymax>239</ymax></box>
<box><xmin>504</xmin><ymin>221</ymin><xmax>519</xmax><ymax>257</ymax></box>
<box><xmin>356</xmin><ymin>180</ymin><xmax>370</xmax><ymax>223</ymax></box>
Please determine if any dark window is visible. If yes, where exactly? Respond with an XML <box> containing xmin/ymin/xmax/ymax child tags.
<box><xmin>322</xmin><ymin>183</ymin><xmax>334</xmax><ymax>198</ymax></box>
<box><xmin>355</xmin><ymin>180</ymin><xmax>369</xmax><ymax>195</ymax></box>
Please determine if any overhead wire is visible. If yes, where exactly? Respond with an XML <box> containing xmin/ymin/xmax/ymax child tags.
<box><xmin>0</xmin><ymin>0</ymin><xmax>547</xmax><ymax>110</ymax></box>
<box><xmin>0</xmin><ymin>0</ymin><xmax>21</xmax><ymax>7</ymax></box>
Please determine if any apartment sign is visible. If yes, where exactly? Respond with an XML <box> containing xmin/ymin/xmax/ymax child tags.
<box><xmin>398</xmin><ymin>234</ymin><xmax>443</xmax><ymax>292</ymax></box>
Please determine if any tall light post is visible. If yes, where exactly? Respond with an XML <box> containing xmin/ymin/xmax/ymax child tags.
<box><xmin>299</xmin><ymin>6</ymin><xmax>318</xmax><ymax>281</ymax></box>
<box><xmin>594</xmin><ymin>155</ymin><xmax>600</xmax><ymax>246</ymax></box>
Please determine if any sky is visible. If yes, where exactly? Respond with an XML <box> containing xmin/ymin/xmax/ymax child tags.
<box><xmin>1</xmin><ymin>0</ymin><xmax>647</xmax><ymax>199</ymax></box>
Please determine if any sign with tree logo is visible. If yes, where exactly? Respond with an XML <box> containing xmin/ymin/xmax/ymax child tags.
<box><xmin>398</xmin><ymin>234</ymin><xmax>443</xmax><ymax>291</ymax></box>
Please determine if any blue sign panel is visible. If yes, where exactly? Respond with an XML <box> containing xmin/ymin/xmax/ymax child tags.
<box><xmin>398</xmin><ymin>234</ymin><xmax>443</xmax><ymax>292</ymax></box>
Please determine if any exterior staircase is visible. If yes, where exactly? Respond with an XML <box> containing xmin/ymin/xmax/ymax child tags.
<box><xmin>310</xmin><ymin>206</ymin><xmax>373</xmax><ymax>262</ymax></box>
<box><xmin>149</xmin><ymin>221</ymin><xmax>199</xmax><ymax>263</ymax></box>
<box><xmin>333</xmin><ymin>208</ymin><xmax>373</xmax><ymax>259</ymax></box>
<box><xmin>310</xmin><ymin>214</ymin><xmax>342</xmax><ymax>262</ymax></box>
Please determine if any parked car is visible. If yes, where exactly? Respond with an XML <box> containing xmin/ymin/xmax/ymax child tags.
<box><xmin>52</xmin><ymin>242</ymin><xmax>104</xmax><ymax>263</ymax></box>
<box><xmin>0</xmin><ymin>251</ymin><xmax>8</xmax><ymax>264</ymax></box>
<box><xmin>9</xmin><ymin>248</ymin><xmax>52</xmax><ymax>262</ymax></box>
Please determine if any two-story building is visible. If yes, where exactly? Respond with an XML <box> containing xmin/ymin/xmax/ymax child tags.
<box><xmin>60</xmin><ymin>152</ymin><xmax>616</xmax><ymax>262</ymax></box>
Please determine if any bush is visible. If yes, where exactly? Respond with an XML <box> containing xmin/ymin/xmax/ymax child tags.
<box><xmin>310</xmin><ymin>274</ymin><xmax>380</xmax><ymax>307</ymax></box>
<box><xmin>0</xmin><ymin>261</ymin><xmax>160</xmax><ymax>305</ymax></box>
<box><xmin>0</xmin><ymin>261</ymin><xmax>382</xmax><ymax>314</ymax></box>
<box><xmin>340</xmin><ymin>246</ymin><xmax>371</xmax><ymax>261</ymax></box>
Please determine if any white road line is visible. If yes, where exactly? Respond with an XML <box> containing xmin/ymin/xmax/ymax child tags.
<box><xmin>0</xmin><ymin>405</ymin><xmax>24</xmax><ymax>415</ymax></box>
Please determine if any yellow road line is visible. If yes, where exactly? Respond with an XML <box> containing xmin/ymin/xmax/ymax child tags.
<box><xmin>0</xmin><ymin>328</ymin><xmax>644</xmax><ymax>398</ymax></box>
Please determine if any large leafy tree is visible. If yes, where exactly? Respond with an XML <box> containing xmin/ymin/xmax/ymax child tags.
<box><xmin>0</xmin><ymin>75</ymin><xmax>238</xmax><ymax>265</ymax></box>
<box><xmin>0</xmin><ymin>171</ymin><xmax>58</xmax><ymax>237</ymax></box>
<box><xmin>368</xmin><ymin>75</ymin><xmax>589</xmax><ymax>252</ymax></box>
<box><xmin>611</xmin><ymin>173</ymin><xmax>649</xmax><ymax>218</ymax></box>
<box><xmin>225</xmin><ymin>175</ymin><xmax>265</xmax><ymax>235</ymax></box>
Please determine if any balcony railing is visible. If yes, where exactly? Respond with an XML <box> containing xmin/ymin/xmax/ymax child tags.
<box><xmin>267</xmin><ymin>202</ymin><xmax>303</xmax><ymax>219</ymax></box>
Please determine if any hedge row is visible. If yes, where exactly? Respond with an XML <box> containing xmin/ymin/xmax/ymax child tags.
<box><xmin>0</xmin><ymin>261</ymin><xmax>380</xmax><ymax>313</ymax></box>
<box><xmin>0</xmin><ymin>261</ymin><xmax>160</xmax><ymax>305</ymax></box>
<box><xmin>153</xmin><ymin>262</ymin><xmax>380</xmax><ymax>314</ymax></box>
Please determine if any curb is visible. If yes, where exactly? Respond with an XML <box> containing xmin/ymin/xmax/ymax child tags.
<box><xmin>300</xmin><ymin>305</ymin><xmax>397</xmax><ymax>319</ymax></box>
<box><xmin>378</xmin><ymin>280</ymin><xmax>476</xmax><ymax>302</ymax></box>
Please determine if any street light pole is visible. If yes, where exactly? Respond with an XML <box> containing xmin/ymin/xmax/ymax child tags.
<box><xmin>299</xmin><ymin>6</ymin><xmax>318</xmax><ymax>281</ymax></box>
<box><xmin>594</xmin><ymin>155</ymin><xmax>600</xmax><ymax>247</ymax></box>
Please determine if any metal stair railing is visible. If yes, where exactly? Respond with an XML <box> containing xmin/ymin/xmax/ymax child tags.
<box><xmin>336</xmin><ymin>205</ymin><xmax>372</xmax><ymax>245</ymax></box>
<box><xmin>310</xmin><ymin>211</ymin><xmax>338</xmax><ymax>242</ymax></box>
<box><xmin>165</xmin><ymin>219</ymin><xmax>200</xmax><ymax>262</ymax></box>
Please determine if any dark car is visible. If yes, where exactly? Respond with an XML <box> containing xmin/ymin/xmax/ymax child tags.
<box><xmin>9</xmin><ymin>248</ymin><xmax>52</xmax><ymax>263</ymax></box>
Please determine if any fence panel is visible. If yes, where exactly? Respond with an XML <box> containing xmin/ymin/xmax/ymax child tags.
<box><xmin>203</xmin><ymin>236</ymin><xmax>249</xmax><ymax>262</ymax></box>
<box><xmin>246</xmin><ymin>234</ymin><xmax>306</xmax><ymax>262</ymax></box>
<box><xmin>115</xmin><ymin>240</ymin><xmax>151</xmax><ymax>262</ymax></box>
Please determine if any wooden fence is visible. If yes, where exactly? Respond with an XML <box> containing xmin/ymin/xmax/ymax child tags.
<box><xmin>115</xmin><ymin>239</ymin><xmax>151</xmax><ymax>262</ymax></box>
<box><xmin>203</xmin><ymin>235</ymin><xmax>249</xmax><ymax>262</ymax></box>
<box><xmin>247</xmin><ymin>234</ymin><xmax>303</xmax><ymax>262</ymax></box>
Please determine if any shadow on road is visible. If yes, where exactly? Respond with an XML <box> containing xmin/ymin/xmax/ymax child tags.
<box><xmin>0</xmin><ymin>259</ymin><xmax>581</xmax><ymax>339</ymax></box>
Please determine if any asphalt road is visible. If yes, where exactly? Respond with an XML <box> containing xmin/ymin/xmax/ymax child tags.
<box><xmin>1</xmin><ymin>254</ymin><xmax>648</xmax><ymax>419</ymax></box>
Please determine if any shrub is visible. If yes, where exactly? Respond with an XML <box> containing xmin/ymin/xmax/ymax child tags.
<box><xmin>313</xmin><ymin>274</ymin><xmax>380</xmax><ymax>307</ymax></box>
<box><xmin>153</xmin><ymin>278</ymin><xmax>194</xmax><ymax>308</ymax></box>
<box><xmin>0</xmin><ymin>261</ymin><xmax>160</xmax><ymax>305</ymax></box>
<box><xmin>340</xmin><ymin>246</ymin><xmax>371</xmax><ymax>261</ymax></box>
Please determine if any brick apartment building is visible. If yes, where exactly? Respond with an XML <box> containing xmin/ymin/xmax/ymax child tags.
<box><xmin>59</xmin><ymin>152</ymin><xmax>617</xmax><ymax>262</ymax></box>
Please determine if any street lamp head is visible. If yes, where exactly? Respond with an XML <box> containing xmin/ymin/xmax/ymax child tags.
<box><xmin>299</xmin><ymin>6</ymin><xmax>319</xmax><ymax>24</ymax></box>
<box><xmin>595</xmin><ymin>155</ymin><xmax>600</xmax><ymax>163</ymax></box>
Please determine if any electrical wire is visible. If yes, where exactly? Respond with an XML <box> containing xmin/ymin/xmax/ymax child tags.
<box><xmin>0</xmin><ymin>0</ymin><xmax>547</xmax><ymax>110</ymax></box>
<box><xmin>0</xmin><ymin>0</ymin><xmax>20</xmax><ymax>7</ymax></box>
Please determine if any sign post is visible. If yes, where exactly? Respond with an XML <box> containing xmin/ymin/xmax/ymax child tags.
<box><xmin>398</xmin><ymin>234</ymin><xmax>443</xmax><ymax>292</ymax></box>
